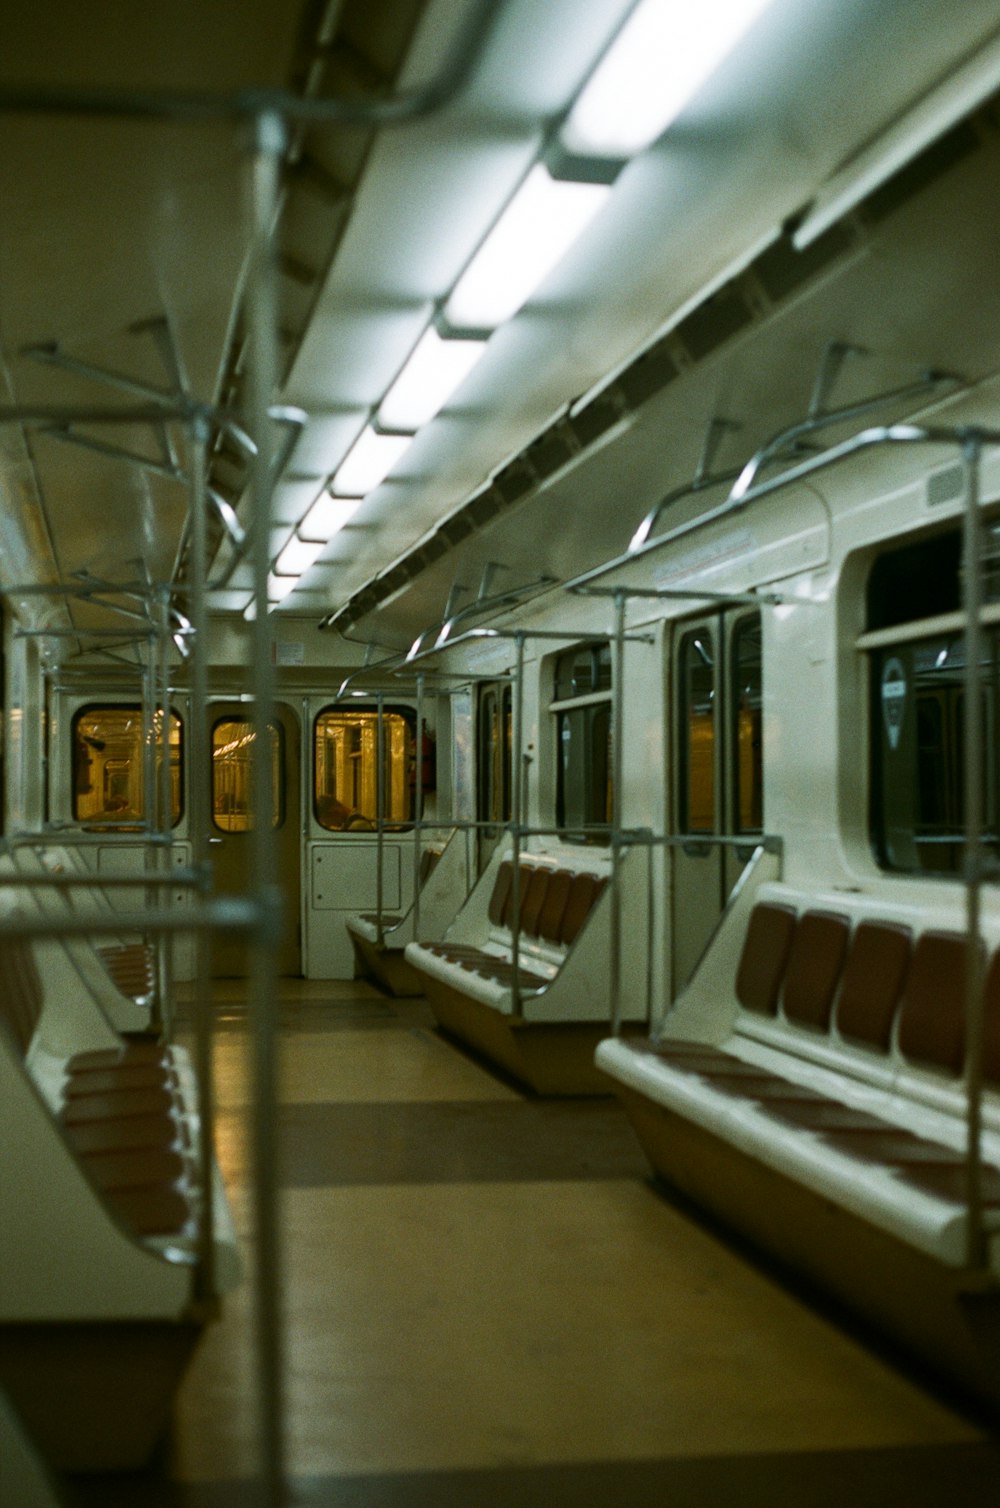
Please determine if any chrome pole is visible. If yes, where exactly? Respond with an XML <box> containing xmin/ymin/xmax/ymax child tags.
<box><xmin>610</xmin><ymin>589</ymin><xmax>626</xmax><ymax>1035</ymax></box>
<box><xmin>156</xmin><ymin>586</ymin><xmax>175</xmax><ymax>1033</ymax></box>
<box><xmin>961</xmin><ymin>434</ymin><xmax>987</xmax><ymax>1273</ymax></box>
<box><xmin>412</xmin><ymin>673</ymin><xmax>425</xmax><ymax>940</ymax></box>
<box><xmin>509</xmin><ymin>633</ymin><xmax>526</xmax><ymax>1013</ymax></box>
<box><xmin>189</xmin><ymin>412</ymin><xmax>217</xmax><ymax>1305</ymax></box>
<box><xmin>376</xmin><ymin>691</ymin><xmax>386</xmax><ymax>947</ymax></box>
<box><xmin>246</xmin><ymin>107</ymin><xmax>287</xmax><ymax>1507</ymax></box>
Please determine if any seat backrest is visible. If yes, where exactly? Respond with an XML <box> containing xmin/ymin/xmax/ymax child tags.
<box><xmin>834</xmin><ymin>919</ymin><xmax>912</xmax><ymax>1051</ymax></box>
<box><xmin>984</xmin><ymin>950</ymin><xmax>1000</xmax><ymax>1088</ymax></box>
<box><xmin>735</xmin><ymin>902</ymin><xmax>797</xmax><ymax>1016</ymax></box>
<box><xmin>0</xmin><ymin>934</ymin><xmax>44</xmax><ymax>1058</ymax></box>
<box><xmin>515</xmin><ymin>866</ymin><xmax>551</xmax><ymax>938</ymax></box>
<box><xmin>781</xmin><ymin>910</ymin><xmax>850</xmax><ymax>1031</ymax></box>
<box><xmin>896</xmin><ymin>930</ymin><xmax>969</xmax><ymax>1074</ymax></box>
<box><xmin>560</xmin><ymin>872</ymin><xmax>601</xmax><ymax>946</ymax></box>
<box><xmin>488</xmin><ymin>861</ymin><xmax>514</xmax><ymax>926</ymax></box>
<box><xmin>537</xmin><ymin>869</ymin><xmax>573</xmax><ymax>945</ymax></box>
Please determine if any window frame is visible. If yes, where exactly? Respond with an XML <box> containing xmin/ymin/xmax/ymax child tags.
<box><xmin>312</xmin><ymin>702</ymin><xmax>416</xmax><ymax>832</ymax></box>
<box><xmin>860</xmin><ymin>519</ymin><xmax>1000</xmax><ymax>877</ymax></box>
<box><xmin>551</xmin><ymin>641</ymin><xmax>613</xmax><ymax>843</ymax></box>
<box><xmin>72</xmin><ymin>702</ymin><xmax>185</xmax><ymax>828</ymax></box>
<box><xmin>210</xmin><ymin>714</ymin><xmax>284</xmax><ymax>833</ymax></box>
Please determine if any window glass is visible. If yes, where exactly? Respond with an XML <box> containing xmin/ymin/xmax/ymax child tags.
<box><xmin>73</xmin><ymin>705</ymin><xmax>183</xmax><ymax>826</ymax></box>
<box><xmin>212</xmin><ymin>718</ymin><xmax>282</xmax><ymax>831</ymax></box>
<box><xmin>732</xmin><ymin>618</ymin><xmax>763</xmax><ymax>834</ymax></box>
<box><xmin>556</xmin><ymin>703</ymin><xmax>612</xmax><ymax>841</ymax></box>
<box><xmin>314</xmin><ymin>708</ymin><xmax>413</xmax><ymax>830</ymax></box>
<box><xmin>554</xmin><ymin>642</ymin><xmax>611</xmax><ymax>700</ymax></box>
<box><xmin>870</xmin><ymin>629</ymin><xmax>999</xmax><ymax>874</ymax></box>
<box><xmin>552</xmin><ymin>640</ymin><xmax>613</xmax><ymax>842</ymax></box>
<box><xmin>679</xmin><ymin>631</ymin><xmax>715</xmax><ymax>832</ymax></box>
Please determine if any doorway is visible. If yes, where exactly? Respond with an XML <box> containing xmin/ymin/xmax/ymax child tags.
<box><xmin>671</xmin><ymin>610</ymin><xmax>762</xmax><ymax>992</ymax></box>
<box><xmin>208</xmin><ymin>700</ymin><xmax>301</xmax><ymax>976</ymax></box>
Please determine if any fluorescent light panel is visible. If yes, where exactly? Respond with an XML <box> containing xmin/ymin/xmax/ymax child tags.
<box><xmin>378</xmin><ymin>327</ymin><xmax>488</xmax><ymax>431</ymax></box>
<box><xmin>298</xmin><ymin>494</ymin><xmax>362</xmax><ymax>542</ymax></box>
<box><xmin>274</xmin><ymin>535</ymin><xmax>325</xmax><ymax>577</ymax></box>
<box><xmin>444</xmin><ymin>164</ymin><xmax>609</xmax><ymax>331</ymax></box>
<box><xmin>562</xmin><ymin>0</ymin><xmax>775</xmax><ymax>158</ymax></box>
<box><xmin>268</xmin><ymin>574</ymin><xmax>297</xmax><ymax>600</ymax></box>
<box><xmin>332</xmin><ymin>426</ymin><xmax>412</xmax><ymax>496</ymax></box>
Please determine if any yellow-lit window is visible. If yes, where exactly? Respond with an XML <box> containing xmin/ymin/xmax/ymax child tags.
<box><xmin>314</xmin><ymin>708</ymin><xmax>414</xmax><ymax>830</ymax></box>
<box><xmin>679</xmin><ymin>632</ymin><xmax>715</xmax><ymax>833</ymax></box>
<box><xmin>732</xmin><ymin>618</ymin><xmax>763</xmax><ymax>834</ymax></box>
<box><xmin>72</xmin><ymin>705</ymin><xmax>183</xmax><ymax>826</ymax></box>
<box><xmin>211</xmin><ymin>718</ymin><xmax>283</xmax><ymax>831</ymax></box>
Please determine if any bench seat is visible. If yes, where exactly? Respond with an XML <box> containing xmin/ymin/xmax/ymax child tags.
<box><xmin>1</xmin><ymin>922</ymin><xmax>234</xmax><ymax>1265</ymax></box>
<box><xmin>406</xmin><ymin>856</ymin><xmax>607</xmax><ymax>1013</ymax></box>
<box><xmin>597</xmin><ymin>893</ymin><xmax>1000</xmax><ymax>1270</ymax></box>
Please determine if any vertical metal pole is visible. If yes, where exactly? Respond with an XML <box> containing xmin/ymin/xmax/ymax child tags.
<box><xmin>509</xmin><ymin>633</ymin><xmax>525</xmax><ymax>1013</ymax></box>
<box><xmin>142</xmin><ymin>658</ymin><xmax>156</xmax><ymax>835</ymax></box>
<box><xmin>610</xmin><ymin>589</ymin><xmax>626</xmax><ymax>1035</ymax></box>
<box><xmin>646</xmin><ymin>834</ymin><xmax>655</xmax><ymax>1028</ymax></box>
<box><xmin>189</xmin><ymin>413</ymin><xmax>216</xmax><ymax>1304</ymax></box>
<box><xmin>141</xmin><ymin>655</ymin><xmax>163</xmax><ymax>1031</ymax></box>
<box><xmin>157</xmin><ymin>588</ymin><xmax>175</xmax><ymax>1031</ymax></box>
<box><xmin>412</xmin><ymin>673</ymin><xmax>425</xmax><ymax>940</ymax></box>
<box><xmin>375</xmin><ymin>691</ymin><xmax>385</xmax><ymax>946</ymax></box>
<box><xmin>960</xmin><ymin>433</ymin><xmax>987</xmax><ymax>1272</ymax></box>
<box><xmin>247</xmin><ymin>106</ymin><xmax>287</xmax><ymax>1507</ymax></box>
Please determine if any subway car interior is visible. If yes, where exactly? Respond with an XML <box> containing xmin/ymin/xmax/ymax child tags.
<box><xmin>2</xmin><ymin>1</ymin><xmax>1000</xmax><ymax>1503</ymax></box>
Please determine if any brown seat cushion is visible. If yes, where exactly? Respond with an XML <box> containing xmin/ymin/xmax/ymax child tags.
<box><xmin>835</xmin><ymin>920</ymin><xmax>912</xmax><ymax>1051</ymax></box>
<box><xmin>735</xmin><ymin>903</ymin><xmax>797</xmax><ymax>1016</ymax></box>
<box><xmin>487</xmin><ymin>862</ymin><xmax>514</xmax><ymax>926</ymax></box>
<box><xmin>897</xmin><ymin>931</ymin><xmax>970</xmax><ymax>1074</ymax></box>
<box><xmin>781</xmin><ymin>910</ymin><xmax>850</xmax><ymax>1031</ymax></box>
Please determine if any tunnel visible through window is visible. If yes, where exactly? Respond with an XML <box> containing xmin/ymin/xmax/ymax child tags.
<box><xmin>867</xmin><ymin>524</ymin><xmax>1000</xmax><ymax>875</ymax></box>
<box><xmin>314</xmin><ymin>707</ymin><xmax>414</xmax><ymax>830</ymax></box>
<box><xmin>211</xmin><ymin>718</ymin><xmax>283</xmax><ymax>832</ymax></box>
<box><xmin>552</xmin><ymin>642</ymin><xmax>612</xmax><ymax>842</ymax></box>
<box><xmin>72</xmin><ymin>705</ymin><xmax>183</xmax><ymax>827</ymax></box>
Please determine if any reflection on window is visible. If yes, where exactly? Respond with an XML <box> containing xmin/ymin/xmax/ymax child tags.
<box><xmin>314</xmin><ymin>708</ymin><xmax>413</xmax><ymax>831</ymax></box>
<box><xmin>557</xmin><ymin>704</ymin><xmax>612</xmax><ymax>840</ymax></box>
<box><xmin>679</xmin><ymin>631</ymin><xmax>715</xmax><ymax>833</ymax></box>
<box><xmin>553</xmin><ymin>642</ymin><xmax>612</xmax><ymax>842</ymax></box>
<box><xmin>554</xmin><ymin>642</ymin><xmax>611</xmax><ymax>699</ymax></box>
<box><xmin>478</xmin><ymin>684</ymin><xmax>512</xmax><ymax>828</ymax></box>
<box><xmin>212</xmin><ymin>719</ymin><xmax>282</xmax><ymax>831</ymax></box>
<box><xmin>871</xmin><ymin>631</ymin><xmax>999</xmax><ymax>874</ymax></box>
<box><xmin>732</xmin><ymin>618</ymin><xmax>763</xmax><ymax>834</ymax></box>
<box><xmin>73</xmin><ymin>705</ymin><xmax>183</xmax><ymax>826</ymax></box>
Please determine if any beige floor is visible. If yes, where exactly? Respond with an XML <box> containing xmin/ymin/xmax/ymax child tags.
<box><xmin>159</xmin><ymin>978</ymin><xmax>999</xmax><ymax>1499</ymax></box>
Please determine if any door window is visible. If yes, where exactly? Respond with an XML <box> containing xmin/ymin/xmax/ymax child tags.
<box><xmin>73</xmin><ymin>704</ymin><xmax>183</xmax><ymax>826</ymax></box>
<box><xmin>211</xmin><ymin>718</ymin><xmax>283</xmax><ymax>831</ymax></box>
<box><xmin>313</xmin><ymin>708</ymin><xmax>414</xmax><ymax>830</ymax></box>
<box><xmin>678</xmin><ymin>630</ymin><xmax>715</xmax><ymax>833</ymax></box>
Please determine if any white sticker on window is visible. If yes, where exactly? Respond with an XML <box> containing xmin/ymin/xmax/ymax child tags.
<box><xmin>881</xmin><ymin>657</ymin><xmax>907</xmax><ymax>751</ymax></box>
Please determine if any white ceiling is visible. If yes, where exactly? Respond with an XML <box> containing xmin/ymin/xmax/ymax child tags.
<box><xmin>1</xmin><ymin>0</ymin><xmax>998</xmax><ymax>650</ymax></box>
